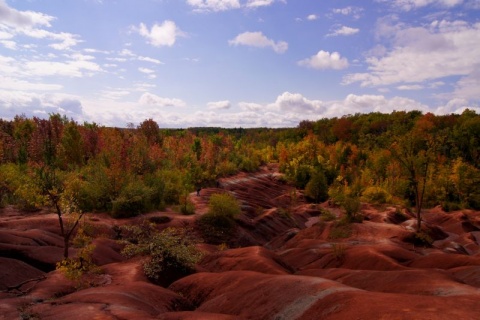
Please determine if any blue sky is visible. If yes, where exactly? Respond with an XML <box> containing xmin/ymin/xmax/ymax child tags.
<box><xmin>0</xmin><ymin>0</ymin><xmax>479</xmax><ymax>127</ymax></box>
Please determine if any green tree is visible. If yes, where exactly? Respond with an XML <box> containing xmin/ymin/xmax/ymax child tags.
<box><xmin>305</xmin><ymin>170</ymin><xmax>328</xmax><ymax>203</ymax></box>
<box><xmin>58</xmin><ymin>121</ymin><xmax>84</xmax><ymax>169</ymax></box>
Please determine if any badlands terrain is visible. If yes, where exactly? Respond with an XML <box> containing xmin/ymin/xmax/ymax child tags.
<box><xmin>1</xmin><ymin>165</ymin><xmax>480</xmax><ymax>319</ymax></box>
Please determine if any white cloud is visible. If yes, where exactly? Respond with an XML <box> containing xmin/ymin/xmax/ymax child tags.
<box><xmin>138</xmin><ymin>67</ymin><xmax>155</xmax><ymax>74</ymax></box>
<box><xmin>307</xmin><ymin>14</ymin><xmax>318</xmax><ymax>21</ymax></box>
<box><xmin>344</xmin><ymin>20</ymin><xmax>480</xmax><ymax>87</ymax></box>
<box><xmin>0</xmin><ymin>0</ymin><xmax>54</xmax><ymax>28</ymax></box>
<box><xmin>0</xmin><ymin>53</ymin><xmax>102</xmax><ymax>79</ymax></box>
<box><xmin>332</xmin><ymin>6</ymin><xmax>364</xmax><ymax>19</ymax></box>
<box><xmin>397</xmin><ymin>84</ymin><xmax>423</xmax><ymax>90</ymax></box>
<box><xmin>0</xmin><ymin>40</ymin><xmax>16</xmax><ymax>49</ymax></box>
<box><xmin>229</xmin><ymin>31</ymin><xmax>288</xmax><ymax>54</ymax></box>
<box><xmin>186</xmin><ymin>0</ymin><xmax>282</xmax><ymax>12</ymax></box>
<box><xmin>328</xmin><ymin>26</ymin><xmax>360</xmax><ymax>37</ymax></box>
<box><xmin>187</xmin><ymin>0</ymin><xmax>241</xmax><ymax>12</ymax></box>
<box><xmin>0</xmin><ymin>75</ymin><xmax>62</xmax><ymax>91</ymax></box>
<box><xmin>138</xmin><ymin>56</ymin><xmax>163</xmax><ymax>64</ymax></box>
<box><xmin>298</xmin><ymin>50</ymin><xmax>349</xmax><ymax>70</ymax></box>
<box><xmin>119</xmin><ymin>49</ymin><xmax>135</xmax><ymax>57</ymax></box>
<box><xmin>435</xmin><ymin>98</ymin><xmax>479</xmax><ymax>114</ymax></box>
<box><xmin>453</xmin><ymin>67</ymin><xmax>480</xmax><ymax>99</ymax></box>
<box><xmin>106</xmin><ymin>57</ymin><xmax>127</xmax><ymax>62</ymax></box>
<box><xmin>238</xmin><ymin>102</ymin><xmax>263</xmax><ymax>111</ymax></box>
<box><xmin>133</xmin><ymin>82</ymin><xmax>156</xmax><ymax>92</ymax></box>
<box><xmin>325</xmin><ymin>94</ymin><xmax>429</xmax><ymax>116</ymax></box>
<box><xmin>25</xmin><ymin>58</ymin><xmax>102</xmax><ymax>77</ymax></box>
<box><xmin>0</xmin><ymin>90</ymin><xmax>83</xmax><ymax>120</ymax></box>
<box><xmin>100</xmin><ymin>89</ymin><xmax>131</xmax><ymax>101</ymax></box>
<box><xmin>270</xmin><ymin>92</ymin><xmax>324</xmax><ymax>113</ymax></box>
<box><xmin>136</xmin><ymin>21</ymin><xmax>184</xmax><ymax>47</ymax></box>
<box><xmin>384</xmin><ymin>0</ymin><xmax>464</xmax><ymax>11</ymax></box>
<box><xmin>207</xmin><ymin>100</ymin><xmax>231</xmax><ymax>110</ymax></box>
<box><xmin>139</xmin><ymin>92</ymin><xmax>186</xmax><ymax>107</ymax></box>
<box><xmin>246</xmin><ymin>0</ymin><xmax>275</xmax><ymax>7</ymax></box>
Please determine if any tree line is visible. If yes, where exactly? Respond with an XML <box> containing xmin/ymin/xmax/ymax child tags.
<box><xmin>1</xmin><ymin>110</ymin><xmax>479</xmax><ymax>225</ymax></box>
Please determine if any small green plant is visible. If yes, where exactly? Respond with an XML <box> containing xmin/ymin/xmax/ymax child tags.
<box><xmin>56</xmin><ymin>244</ymin><xmax>101</xmax><ymax>287</ymax></box>
<box><xmin>329</xmin><ymin>218</ymin><xmax>353</xmax><ymax>239</ymax></box>
<box><xmin>361</xmin><ymin>186</ymin><xmax>392</xmax><ymax>204</ymax></box>
<box><xmin>320</xmin><ymin>208</ymin><xmax>336</xmax><ymax>221</ymax></box>
<box><xmin>72</xmin><ymin>227</ymin><xmax>92</xmax><ymax>248</ymax></box>
<box><xmin>331</xmin><ymin>243</ymin><xmax>347</xmax><ymax>261</ymax></box>
<box><xmin>413</xmin><ymin>231</ymin><xmax>433</xmax><ymax>247</ymax></box>
<box><xmin>180</xmin><ymin>197</ymin><xmax>195</xmax><ymax>215</ymax></box>
<box><xmin>278</xmin><ymin>207</ymin><xmax>292</xmax><ymax>219</ymax></box>
<box><xmin>343</xmin><ymin>196</ymin><xmax>363</xmax><ymax>223</ymax></box>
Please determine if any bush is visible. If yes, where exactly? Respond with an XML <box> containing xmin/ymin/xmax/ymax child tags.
<box><xmin>293</xmin><ymin>165</ymin><xmax>312</xmax><ymax>189</ymax></box>
<box><xmin>208</xmin><ymin>193</ymin><xmax>241</xmax><ymax>218</ymax></box>
<box><xmin>144</xmin><ymin>173</ymin><xmax>166</xmax><ymax>210</ymax></box>
<box><xmin>305</xmin><ymin>171</ymin><xmax>328</xmax><ymax>203</ymax></box>
<box><xmin>121</xmin><ymin>225</ymin><xmax>202</xmax><ymax>285</ymax></box>
<box><xmin>320</xmin><ymin>208</ymin><xmax>337</xmax><ymax>221</ymax></box>
<box><xmin>56</xmin><ymin>244</ymin><xmax>100</xmax><ymax>286</ymax></box>
<box><xmin>111</xmin><ymin>180</ymin><xmax>152</xmax><ymax>218</ymax></box>
<box><xmin>343</xmin><ymin>196</ymin><xmax>362</xmax><ymax>223</ymax></box>
<box><xmin>179</xmin><ymin>196</ymin><xmax>195</xmax><ymax>215</ymax></box>
<box><xmin>197</xmin><ymin>193</ymin><xmax>241</xmax><ymax>244</ymax></box>
<box><xmin>361</xmin><ymin>186</ymin><xmax>392</xmax><ymax>204</ymax></box>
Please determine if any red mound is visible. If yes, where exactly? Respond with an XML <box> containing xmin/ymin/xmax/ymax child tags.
<box><xmin>31</xmin><ymin>282</ymin><xmax>189</xmax><ymax>320</ymax></box>
<box><xmin>199</xmin><ymin>246</ymin><xmax>291</xmax><ymax>274</ymax></box>
<box><xmin>297</xmin><ymin>268</ymin><xmax>480</xmax><ymax>296</ymax></box>
<box><xmin>169</xmin><ymin>271</ymin><xmax>480</xmax><ymax>319</ymax></box>
<box><xmin>0</xmin><ymin>257</ymin><xmax>44</xmax><ymax>291</ymax></box>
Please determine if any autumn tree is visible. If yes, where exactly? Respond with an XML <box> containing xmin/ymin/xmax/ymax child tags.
<box><xmin>34</xmin><ymin>115</ymin><xmax>84</xmax><ymax>258</ymax></box>
<box><xmin>391</xmin><ymin>116</ymin><xmax>440</xmax><ymax>231</ymax></box>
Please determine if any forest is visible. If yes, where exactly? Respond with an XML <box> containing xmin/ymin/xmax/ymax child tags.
<box><xmin>1</xmin><ymin>109</ymin><xmax>479</xmax><ymax>221</ymax></box>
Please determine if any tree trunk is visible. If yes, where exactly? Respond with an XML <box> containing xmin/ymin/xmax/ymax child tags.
<box><xmin>63</xmin><ymin>235</ymin><xmax>70</xmax><ymax>259</ymax></box>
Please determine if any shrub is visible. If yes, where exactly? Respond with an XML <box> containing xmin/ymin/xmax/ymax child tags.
<box><xmin>331</xmin><ymin>243</ymin><xmax>347</xmax><ymax>261</ymax></box>
<box><xmin>56</xmin><ymin>244</ymin><xmax>100</xmax><ymax>286</ymax></box>
<box><xmin>361</xmin><ymin>186</ymin><xmax>392</xmax><ymax>204</ymax></box>
<box><xmin>144</xmin><ymin>173</ymin><xmax>166</xmax><ymax>210</ymax></box>
<box><xmin>179</xmin><ymin>195</ymin><xmax>195</xmax><ymax>215</ymax></box>
<box><xmin>121</xmin><ymin>225</ymin><xmax>202</xmax><ymax>285</ymax></box>
<box><xmin>111</xmin><ymin>180</ymin><xmax>152</xmax><ymax>218</ymax></box>
<box><xmin>293</xmin><ymin>165</ymin><xmax>312</xmax><ymax>189</ymax></box>
<box><xmin>343</xmin><ymin>196</ymin><xmax>363</xmax><ymax>223</ymax></box>
<box><xmin>305</xmin><ymin>171</ymin><xmax>328</xmax><ymax>203</ymax></box>
<box><xmin>208</xmin><ymin>193</ymin><xmax>241</xmax><ymax>218</ymax></box>
<box><xmin>197</xmin><ymin>193</ymin><xmax>241</xmax><ymax>244</ymax></box>
<box><xmin>320</xmin><ymin>209</ymin><xmax>337</xmax><ymax>221</ymax></box>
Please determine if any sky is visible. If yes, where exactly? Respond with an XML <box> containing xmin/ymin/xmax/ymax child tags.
<box><xmin>0</xmin><ymin>0</ymin><xmax>479</xmax><ymax>128</ymax></box>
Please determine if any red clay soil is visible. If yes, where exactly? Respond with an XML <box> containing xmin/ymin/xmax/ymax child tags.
<box><xmin>1</xmin><ymin>165</ymin><xmax>480</xmax><ymax>319</ymax></box>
